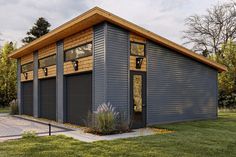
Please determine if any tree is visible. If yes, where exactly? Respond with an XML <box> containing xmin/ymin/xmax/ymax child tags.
<box><xmin>22</xmin><ymin>17</ymin><xmax>51</xmax><ymax>44</ymax></box>
<box><xmin>210</xmin><ymin>41</ymin><xmax>236</xmax><ymax>108</ymax></box>
<box><xmin>0</xmin><ymin>42</ymin><xmax>17</xmax><ymax>107</ymax></box>
<box><xmin>183</xmin><ymin>1</ymin><xmax>236</xmax><ymax>57</ymax></box>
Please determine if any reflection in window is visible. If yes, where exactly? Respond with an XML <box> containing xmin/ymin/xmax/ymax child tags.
<box><xmin>65</xmin><ymin>43</ymin><xmax>92</xmax><ymax>61</ymax></box>
<box><xmin>133</xmin><ymin>75</ymin><xmax>142</xmax><ymax>112</ymax></box>
<box><xmin>39</xmin><ymin>55</ymin><xmax>56</xmax><ymax>68</ymax></box>
<box><xmin>21</xmin><ymin>62</ymin><xmax>33</xmax><ymax>73</ymax></box>
<box><xmin>131</xmin><ymin>42</ymin><xmax>145</xmax><ymax>56</ymax></box>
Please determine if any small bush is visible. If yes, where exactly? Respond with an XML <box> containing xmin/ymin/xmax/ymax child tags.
<box><xmin>22</xmin><ymin>131</ymin><xmax>37</xmax><ymax>138</ymax></box>
<box><xmin>10</xmin><ymin>100</ymin><xmax>18</xmax><ymax>115</ymax></box>
<box><xmin>85</xmin><ymin>102</ymin><xmax>132</xmax><ymax>135</ymax></box>
<box><xmin>95</xmin><ymin>102</ymin><xmax>119</xmax><ymax>134</ymax></box>
<box><xmin>219</xmin><ymin>92</ymin><xmax>236</xmax><ymax>109</ymax></box>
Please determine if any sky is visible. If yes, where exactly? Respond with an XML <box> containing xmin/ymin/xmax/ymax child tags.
<box><xmin>0</xmin><ymin>0</ymin><xmax>231</xmax><ymax>48</ymax></box>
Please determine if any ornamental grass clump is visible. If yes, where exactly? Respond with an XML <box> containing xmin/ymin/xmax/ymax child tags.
<box><xmin>10</xmin><ymin>100</ymin><xmax>18</xmax><ymax>115</ymax></box>
<box><xmin>91</xmin><ymin>102</ymin><xmax>119</xmax><ymax>134</ymax></box>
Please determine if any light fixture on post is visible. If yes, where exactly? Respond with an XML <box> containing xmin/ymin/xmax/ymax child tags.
<box><xmin>42</xmin><ymin>67</ymin><xmax>48</xmax><ymax>76</ymax></box>
<box><xmin>71</xmin><ymin>60</ymin><xmax>78</xmax><ymax>71</ymax></box>
<box><xmin>136</xmin><ymin>57</ymin><xmax>144</xmax><ymax>69</ymax></box>
<box><xmin>23</xmin><ymin>72</ymin><xmax>28</xmax><ymax>80</ymax></box>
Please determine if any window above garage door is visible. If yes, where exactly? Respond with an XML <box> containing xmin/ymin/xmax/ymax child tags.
<box><xmin>39</xmin><ymin>55</ymin><xmax>56</xmax><ymax>68</ymax></box>
<box><xmin>64</xmin><ymin>42</ymin><xmax>92</xmax><ymax>61</ymax></box>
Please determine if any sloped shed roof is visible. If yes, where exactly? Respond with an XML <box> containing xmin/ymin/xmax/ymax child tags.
<box><xmin>9</xmin><ymin>7</ymin><xmax>226</xmax><ymax>72</ymax></box>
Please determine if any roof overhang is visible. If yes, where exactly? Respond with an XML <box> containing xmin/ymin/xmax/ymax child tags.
<box><xmin>9</xmin><ymin>7</ymin><xmax>227</xmax><ymax>72</ymax></box>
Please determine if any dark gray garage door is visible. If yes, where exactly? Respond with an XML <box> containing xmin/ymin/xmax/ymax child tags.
<box><xmin>22</xmin><ymin>81</ymin><xmax>33</xmax><ymax>116</ymax></box>
<box><xmin>66</xmin><ymin>73</ymin><xmax>92</xmax><ymax>125</ymax></box>
<box><xmin>39</xmin><ymin>78</ymin><xmax>56</xmax><ymax>121</ymax></box>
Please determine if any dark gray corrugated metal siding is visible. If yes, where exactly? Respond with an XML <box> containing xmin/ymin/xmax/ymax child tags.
<box><xmin>146</xmin><ymin>41</ymin><xmax>218</xmax><ymax>125</ymax></box>
<box><xmin>106</xmin><ymin>23</ymin><xmax>129</xmax><ymax>117</ymax></box>
<box><xmin>93</xmin><ymin>23</ymin><xmax>106</xmax><ymax>110</ymax></box>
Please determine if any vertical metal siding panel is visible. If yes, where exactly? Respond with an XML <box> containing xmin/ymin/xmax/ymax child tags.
<box><xmin>147</xmin><ymin>41</ymin><xmax>218</xmax><ymax>125</ymax></box>
<box><xmin>33</xmin><ymin>51</ymin><xmax>39</xmax><ymax>117</ymax></box>
<box><xmin>17</xmin><ymin>59</ymin><xmax>22</xmax><ymax>114</ymax></box>
<box><xmin>106</xmin><ymin>23</ymin><xmax>129</xmax><ymax>118</ymax></box>
<box><xmin>93</xmin><ymin>23</ymin><xmax>106</xmax><ymax>110</ymax></box>
<box><xmin>56</xmin><ymin>40</ymin><xmax>64</xmax><ymax>122</ymax></box>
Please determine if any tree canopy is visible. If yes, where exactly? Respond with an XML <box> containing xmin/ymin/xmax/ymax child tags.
<box><xmin>0</xmin><ymin>42</ymin><xmax>17</xmax><ymax>107</ymax></box>
<box><xmin>183</xmin><ymin>1</ymin><xmax>236</xmax><ymax>57</ymax></box>
<box><xmin>22</xmin><ymin>17</ymin><xmax>51</xmax><ymax>44</ymax></box>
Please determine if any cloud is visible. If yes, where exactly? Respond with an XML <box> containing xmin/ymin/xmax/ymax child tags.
<box><xmin>0</xmin><ymin>0</ymin><xmax>232</xmax><ymax>48</ymax></box>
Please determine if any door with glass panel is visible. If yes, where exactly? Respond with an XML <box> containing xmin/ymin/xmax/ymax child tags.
<box><xmin>130</xmin><ymin>71</ymin><xmax>146</xmax><ymax>128</ymax></box>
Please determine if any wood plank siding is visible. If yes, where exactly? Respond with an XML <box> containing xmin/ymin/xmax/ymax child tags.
<box><xmin>21</xmin><ymin>54</ymin><xmax>33</xmax><ymax>82</ymax></box>
<box><xmin>64</xmin><ymin>56</ymin><xmax>93</xmax><ymax>75</ymax></box>
<box><xmin>21</xmin><ymin>53</ymin><xmax>33</xmax><ymax>65</ymax></box>
<box><xmin>21</xmin><ymin>71</ymin><xmax>33</xmax><ymax>82</ymax></box>
<box><xmin>64</xmin><ymin>28</ymin><xmax>93</xmax><ymax>75</ymax></box>
<box><xmin>64</xmin><ymin>28</ymin><xmax>93</xmax><ymax>51</ymax></box>
<box><xmin>130</xmin><ymin>34</ymin><xmax>147</xmax><ymax>71</ymax></box>
<box><xmin>38</xmin><ymin>43</ymin><xmax>56</xmax><ymax>79</ymax></box>
<box><xmin>130</xmin><ymin>33</ymin><xmax>146</xmax><ymax>43</ymax></box>
<box><xmin>38</xmin><ymin>65</ymin><xmax>56</xmax><ymax>79</ymax></box>
<box><xmin>38</xmin><ymin>43</ymin><xmax>56</xmax><ymax>59</ymax></box>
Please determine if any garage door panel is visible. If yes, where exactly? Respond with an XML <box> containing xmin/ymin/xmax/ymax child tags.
<box><xmin>40</xmin><ymin>78</ymin><xmax>56</xmax><ymax>121</ymax></box>
<box><xmin>66</xmin><ymin>73</ymin><xmax>92</xmax><ymax>125</ymax></box>
<box><xmin>22</xmin><ymin>81</ymin><xmax>33</xmax><ymax>116</ymax></box>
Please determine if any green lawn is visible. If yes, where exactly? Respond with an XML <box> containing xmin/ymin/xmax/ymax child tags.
<box><xmin>0</xmin><ymin>112</ymin><xmax>236</xmax><ymax>157</ymax></box>
<box><xmin>0</xmin><ymin>106</ymin><xmax>10</xmax><ymax>113</ymax></box>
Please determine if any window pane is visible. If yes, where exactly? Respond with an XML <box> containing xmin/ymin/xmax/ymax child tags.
<box><xmin>65</xmin><ymin>43</ymin><xmax>92</xmax><ymax>61</ymax></box>
<box><xmin>21</xmin><ymin>62</ymin><xmax>33</xmax><ymax>73</ymax></box>
<box><xmin>39</xmin><ymin>55</ymin><xmax>56</xmax><ymax>68</ymax></box>
<box><xmin>133</xmin><ymin>75</ymin><xmax>142</xmax><ymax>112</ymax></box>
<box><xmin>131</xmin><ymin>43</ymin><xmax>145</xmax><ymax>56</ymax></box>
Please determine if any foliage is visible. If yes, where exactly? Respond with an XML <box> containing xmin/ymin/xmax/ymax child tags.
<box><xmin>209</xmin><ymin>41</ymin><xmax>236</xmax><ymax>108</ymax></box>
<box><xmin>0</xmin><ymin>42</ymin><xmax>17</xmax><ymax>107</ymax></box>
<box><xmin>10</xmin><ymin>99</ymin><xmax>18</xmax><ymax>115</ymax></box>
<box><xmin>89</xmin><ymin>102</ymin><xmax>119</xmax><ymax>134</ymax></box>
<box><xmin>0</xmin><ymin>106</ymin><xmax>10</xmax><ymax>113</ymax></box>
<box><xmin>22</xmin><ymin>131</ymin><xmax>37</xmax><ymax>139</ymax></box>
<box><xmin>0</xmin><ymin>113</ymin><xmax>236</xmax><ymax>157</ymax></box>
<box><xmin>86</xmin><ymin>103</ymin><xmax>131</xmax><ymax>135</ymax></box>
<box><xmin>22</xmin><ymin>17</ymin><xmax>51</xmax><ymax>44</ymax></box>
<box><xmin>183</xmin><ymin>1</ymin><xmax>236</xmax><ymax>56</ymax></box>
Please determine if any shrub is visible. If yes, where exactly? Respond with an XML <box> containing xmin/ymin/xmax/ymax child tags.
<box><xmin>22</xmin><ymin>131</ymin><xmax>37</xmax><ymax>138</ymax></box>
<box><xmin>10</xmin><ymin>100</ymin><xmax>18</xmax><ymax>115</ymax></box>
<box><xmin>94</xmin><ymin>102</ymin><xmax>119</xmax><ymax>134</ymax></box>
<box><xmin>85</xmin><ymin>102</ymin><xmax>133</xmax><ymax>135</ymax></box>
<box><xmin>219</xmin><ymin>92</ymin><xmax>236</xmax><ymax>109</ymax></box>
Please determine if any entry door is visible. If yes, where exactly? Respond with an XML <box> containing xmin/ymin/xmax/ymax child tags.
<box><xmin>130</xmin><ymin>71</ymin><xmax>146</xmax><ymax>128</ymax></box>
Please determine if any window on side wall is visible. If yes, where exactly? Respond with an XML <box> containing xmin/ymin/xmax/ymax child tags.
<box><xmin>21</xmin><ymin>62</ymin><xmax>33</xmax><ymax>73</ymax></box>
<box><xmin>39</xmin><ymin>54</ymin><xmax>56</xmax><ymax>68</ymax></box>
<box><xmin>64</xmin><ymin>42</ymin><xmax>92</xmax><ymax>61</ymax></box>
<box><xmin>130</xmin><ymin>42</ymin><xmax>145</xmax><ymax>56</ymax></box>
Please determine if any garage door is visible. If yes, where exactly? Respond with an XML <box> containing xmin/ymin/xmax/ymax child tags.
<box><xmin>66</xmin><ymin>73</ymin><xmax>92</xmax><ymax>125</ymax></box>
<box><xmin>22</xmin><ymin>81</ymin><xmax>33</xmax><ymax>116</ymax></box>
<box><xmin>39</xmin><ymin>78</ymin><xmax>56</xmax><ymax>121</ymax></box>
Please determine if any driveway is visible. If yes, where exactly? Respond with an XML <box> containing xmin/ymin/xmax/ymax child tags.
<box><xmin>0</xmin><ymin>114</ymin><xmax>69</xmax><ymax>141</ymax></box>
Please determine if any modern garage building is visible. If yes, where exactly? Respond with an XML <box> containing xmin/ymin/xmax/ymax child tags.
<box><xmin>9</xmin><ymin>7</ymin><xmax>226</xmax><ymax>128</ymax></box>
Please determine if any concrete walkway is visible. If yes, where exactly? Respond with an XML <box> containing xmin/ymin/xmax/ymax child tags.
<box><xmin>54</xmin><ymin>128</ymin><xmax>156</xmax><ymax>142</ymax></box>
<box><xmin>1</xmin><ymin>115</ymin><xmax>156</xmax><ymax>143</ymax></box>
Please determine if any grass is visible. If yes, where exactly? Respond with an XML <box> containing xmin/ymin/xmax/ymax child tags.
<box><xmin>0</xmin><ymin>106</ymin><xmax>10</xmax><ymax>113</ymax></box>
<box><xmin>0</xmin><ymin>112</ymin><xmax>235</xmax><ymax>157</ymax></box>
